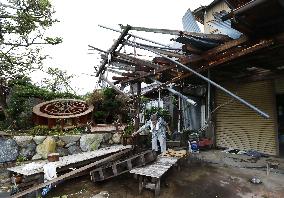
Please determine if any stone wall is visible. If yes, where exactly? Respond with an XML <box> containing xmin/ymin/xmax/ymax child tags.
<box><xmin>0</xmin><ymin>133</ymin><xmax>122</xmax><ymax>163</ymax></box>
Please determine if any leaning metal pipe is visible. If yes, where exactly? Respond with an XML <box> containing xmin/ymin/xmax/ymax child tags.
<box><xmin>150</xmin><ymin>78</ymin><xmax>197</xmax><ymax>106</ymax></box>
<box><xmin>135</xmin><ymin>43</ymin><xmax>269</xmax><ymax>119</ymax></box>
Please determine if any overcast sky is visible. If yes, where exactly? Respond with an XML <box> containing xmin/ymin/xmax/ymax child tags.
<box><xmin>33</xmin><ymin>0</ymin><xmax>212</xmax><ymax>94</ymax></box>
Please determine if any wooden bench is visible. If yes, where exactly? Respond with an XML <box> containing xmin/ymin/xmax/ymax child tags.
<box><xmin>130</xmin><ymin>155</ymin><xmax>180</xmax><ymax>197</ymax></box>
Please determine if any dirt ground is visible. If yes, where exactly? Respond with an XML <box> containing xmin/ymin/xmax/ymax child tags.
<box><xmin>46</xmin><ymin>159</ymin><xmax>284</xmax><ymax>198</ymax></box>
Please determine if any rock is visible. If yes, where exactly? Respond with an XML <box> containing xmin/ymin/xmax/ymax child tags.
<box><xmin>0</xmin><ymin>138</ymin><xmax>19</xmax><ymax>163</ymax></box>
<box><xmin>65</xmin><ymin>142</ymin><xmax>76</xmax><ymax>148</ymax></box>
<box><xmin>56</xmin><ymin>140</ymin><xmax>66</xmax><ymax>147</ymax></box>
<box><xmin>103</xmin><ymin>133</ymin><xmax>112</xmax><ymax>143</ymax></box>
<box><xmin>33</xmin><ymin>136</ymin><xmax>46</xmax><ymax>145</ymax></box>
<box><xmin>112</xmin><ymin>133</ymin><xmax>122</xmax><ymax>144</ymax></box>
<box><xmin>0</xmin><ymin>169</ymin><xmax>10</xmax><ymax>183</ymax></box>
<box><xmin>108</xmin><ymin>139</ymin><xmax>114</xmax><ymax>145</ymax></box>
<box><xmin>13</xmin><ymin>136</ymin><xmax>33</xmax><ymax>147</ymax></box>
<box><xmin>91</xmin><ymin>191</ymin><xmax>109</xmax><ymax>198</ymax></box>
<box><xmin>68</xmin><ymin>145</ymin><xmax>81</xmax><ymax>155</ymax></box>
<box><xmin>19</xmin><ymin>141</ymin><xmax>36</xmax><ymax>159</ymax></box>
<box><xmin>80</xmin><ymin>134</ymin><xmax>104</xmax><ymax>152</ymax></box>
<box><xmin>59</xmin><ymin>135</ymin><xmax>81</xmax><ymax>144</ymax></box>
<box><xmin>32</xmin><ymin>154</ymin><xmax>42</xmax><ymax>160</ymax></box>
<box><xmin>56</xmin><ymin>147</ymin><xmax>69</xmax><ymax>157</ymax></box>
<box><xmin>36</xmin><ymin>137</ymin><xmax>56</xmax><ymax>159</ymax></box>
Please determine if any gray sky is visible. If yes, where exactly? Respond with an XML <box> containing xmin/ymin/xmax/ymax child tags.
<box><xmin>33</xmin><ymin>0</ymin><xmax>212</xmax><ymax>94</ymax></box>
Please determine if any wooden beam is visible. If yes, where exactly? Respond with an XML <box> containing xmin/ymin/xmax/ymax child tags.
<box><xmin>119</xmin><ymin>65</ymin><xmax>177</xmax><ymax>84</ymax></box>
<box><xmin>203</xmin><ymin>35</ymin><xmax>248</xmax><ymax>57</ymax></box>
<box><xmin>182</xmin><ymin>44</ymin><xmax>203</xmax><ymax>55</ymax></box>
<box><xmin>96</xmin><ymin>25</ymin><xmax>131</xmax><ymax>77</ymax></box>
<box><xmin>112</xmin><ymin>76</ymin><xmax>129</xmax><ymax>81</ymax></box>
<box><xmin>115</xmin><ymin>52</ymin><xmax>161</xmax><ymax>69</ymax></box>
<box><xmin>207</xmin><ymin>39</ymin><xmax>274</xmax><ymax>68</ymax></box>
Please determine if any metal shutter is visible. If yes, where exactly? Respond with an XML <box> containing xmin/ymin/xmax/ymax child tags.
<box><xmin>215</xmin><ymin>80</ymin><xmax>277</xmax><ymax>155</ymax></box>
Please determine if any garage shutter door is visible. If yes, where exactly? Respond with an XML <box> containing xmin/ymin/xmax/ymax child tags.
<box><xmin>215</xmin><ymin>80</ymin><xmax>277</xmax><ymax>155</ymax></box>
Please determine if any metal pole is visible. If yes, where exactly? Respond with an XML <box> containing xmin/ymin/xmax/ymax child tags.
<box><xmin>207</xmin><ymin>70</ymin><xmax>211</xmax><ymax>122</ymax></box>
<box><xmin>151</xmin><ymin>78</ymin><xmax>196</xmax><ymax>106</ymax></box>
<box><xmin>135</xmin><ymin>43</ymin><xmax>270</xmax><ymax>119</ymax></box>
<box><xmin>178</xmin><ymin>96</ymin><xmax>181</xmax><ymax>133</ymax></box>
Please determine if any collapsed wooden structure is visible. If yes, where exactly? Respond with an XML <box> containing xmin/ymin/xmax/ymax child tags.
<box><xmin>9</xmin><ymin>145</ymin><xmax>132</xmax><ymax>197</ymax></box>
<box><xmin>90</xmin><ymin>150</ymin><xmax>156</xmax><ymax>182</ymax></box>
<box><xmin>90</xmin><ymin>0</ymin><xmax>284</xmax><ymax>155</ymax></box>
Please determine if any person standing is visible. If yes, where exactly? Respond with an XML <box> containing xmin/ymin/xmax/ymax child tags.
<box><xmin>132</xmin><ymin>114</ymin><xmax>168</xmax><ymax>153</ymax></box>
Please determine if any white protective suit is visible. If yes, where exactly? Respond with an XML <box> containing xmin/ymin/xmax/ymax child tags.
<box><xmin>136</xmin><ymin>117</ymin><xmax>167</xmax><ymax>152</ymax></box>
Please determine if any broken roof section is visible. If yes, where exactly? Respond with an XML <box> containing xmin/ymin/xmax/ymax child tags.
<box><xmin>90</xmin><ymin>0</ymin><xmax>284</xmax><ymax>119</ymax></box>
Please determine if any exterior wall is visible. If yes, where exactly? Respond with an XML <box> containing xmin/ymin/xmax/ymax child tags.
<box><xmin>215</xmin><ymin>80</ymin><xmax>278</xmax><ymax>155</ymax></box>
<box><xmin>204</xmin><ymin>2</ymin><xmax>231</xmax><ymax>34</ymax></box>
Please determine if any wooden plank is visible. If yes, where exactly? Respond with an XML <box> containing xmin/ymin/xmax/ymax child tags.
<box><xmin>11</xmin><ymin>147</ymin><xmax>132</xmax><ymax>198</ymax></box>
<box><xmin>130</xmin><ymin>156</ymin><xmax>178</xmax><ymax>178</ymax></box>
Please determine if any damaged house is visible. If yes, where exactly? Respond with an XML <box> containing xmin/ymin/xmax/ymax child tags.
<box><xmin>192</xmin><ymin>0</ymin><xmax>284</xmax><ymax>156</ymax></box>
<box><xmin>91</xmin><ymin>0</ymin><xmax>284</xmax><ymax>156</ymax></box>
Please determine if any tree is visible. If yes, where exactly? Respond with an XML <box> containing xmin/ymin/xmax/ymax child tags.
<box><xmin>42</xmin><ymin>67</ymin><xmax>75</xmax><ymax>93</ymax></box>
<box><xmin>0</xmin><ymin>0</ymin><xmax>62</xmax><ymax>120</ymax></box>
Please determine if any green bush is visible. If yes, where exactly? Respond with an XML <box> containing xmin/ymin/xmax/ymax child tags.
<box><xmin>30</xmin><ymin>125</ymin><xmax>50</xmax><ymax>136</ymax></box>
<box><xmin>145</xmin><ymin>107</ymin><xmax>171</xmax><ymax>122</ymax></box>
<box><xmin>87</xmin><ymin>88</ymin><xmax>130</xmax><ymax>124</ymax></box>
<box><xmin>123</xmin><ymin>122</ymin><xmax>134</xmax><ymax>136</ymax></box>
<box><xmin>29</xmin><ymin>125</ymin><xmax>83</xmax><ymax>136</ymax></box>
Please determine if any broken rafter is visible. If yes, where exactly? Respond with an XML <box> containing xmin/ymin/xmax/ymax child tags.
<box><xmin>203</xmin><ymin>35</ymin><xmax>248</xmax><ymax>57</ymax></box>
<box><xmin>119</xmin><ymin>64</ymin><xmax>177</xmax><ymax>84</ymax></box>
<box><xmin>115</xmin><ymin>52</ymin><xmax>161</xmax><ymax>69</ymax></box>
<box><xmin>96</xmin><ymin>25</ymin><xmax>131</xmax><ymax>77</ymax></box>
<box><xmin>112</xmin><ymin>76</ymin><xmax>129</xmax><ymax>81</ymax></box>
<box><xmin>207</xmin><ymin>39</ymin><xmax>274</xmax><ymax>68</ymax></box>
<box><xmin>120</xmin><ymin>25</ymin><xmax>231</xmax><ymax>42</ymax></box>
<box><xmin>123</xmin><ymin>41</ymin><xmax>185</xmax><ymax>58</ymax></box>
<box><xmin>180</xmin><ymin>38</ymin><xmax>274</xmax><ymax>66</ymax></box>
